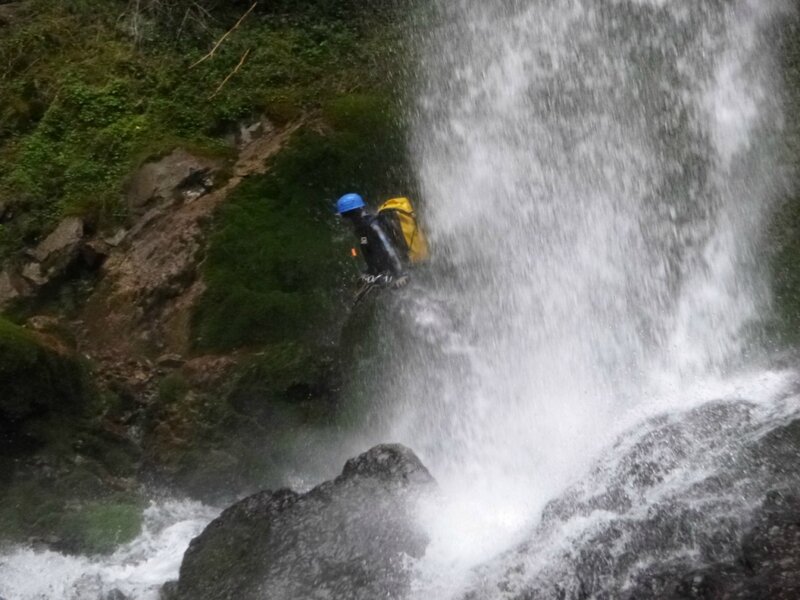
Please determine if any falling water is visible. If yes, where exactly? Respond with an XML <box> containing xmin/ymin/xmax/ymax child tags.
<box><xmin>373</xmin><ymin>0</ymin><xmax>798</xmax><ymax>596</ymax></box>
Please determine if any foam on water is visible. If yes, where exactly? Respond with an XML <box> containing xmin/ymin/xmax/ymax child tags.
<box><xmin>0</xmin><ymin>500</ymin><xmax>217</xmax><ymax>600</ymax></box>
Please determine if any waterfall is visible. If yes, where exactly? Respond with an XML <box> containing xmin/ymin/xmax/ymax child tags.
<box><xmin>375</xmin><ymin>0</ymin><xmax>797</xmax><ymax>596</ymax></box>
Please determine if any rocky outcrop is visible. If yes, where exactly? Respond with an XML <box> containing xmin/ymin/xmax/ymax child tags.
<box><xmin>125</xmin><ymin>149</ymin><xmax>221</xmax><ymax>215</ymax></box>
<box><xmin>21</xmin><ymin>215</ymin><xmax>85</xmax><ymax>285</ymax></box>
<box><xmin>80</xmin><ymin>120</ymin><xmax>302</xmax><ymax>373</ymax></box>
<box><xmin>174</xmin><ymin>444</ymin><xmax>436</xmax><ymax>600</ymax></box>
<box><xmin>623</xmin><ymin>489</ymin><xmax>800</xmax><ymax>600</ymax></box>
<box><xmin>0</xmin><ymin>117</ymin><xmax>311</xmax><ymax>508</ymax></box>
<box><xmin>27</xmin><ymin>216</ymin><xmax>83</xmax><ymax>263</ymax></box>
<box><xmin>0</xmin><ymin>217</ymin><xmax>87</xmax><ymax>308</ymax></box>
<box><xmin>0</xmin><ymin>269</ymin><xmax>30</xmax><ymax>307</ymax></box>
<box><xmin>463</xmin><ymin>400</ymin><xmax>800</xmax><ymax>600</ymax></box>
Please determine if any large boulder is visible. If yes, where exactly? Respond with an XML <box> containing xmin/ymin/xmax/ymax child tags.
<box><xmin>175</xmin><ymin>444</ymin><xmax>436</xmax><ymax>600</ymax></box>
<box><xmin>28</xmin><ymin>216</ymin><xmax>84</xmax><ymax>263</ymax></box>
<box><xmin>621</xmin><ymin>490</ymin><xmax>800</xmax><ymax>600</ymax></box>
<box><xmin>125</xmin><ymin>149</ymin><xmax>221</xmax><ymax>214</ymax></box>
<box><xmin>19</xmin><ymin>216</ymin><xmax>85</xmax><ymax>290</ymax></box>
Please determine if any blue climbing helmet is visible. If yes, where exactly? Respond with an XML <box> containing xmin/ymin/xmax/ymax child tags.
<box><xmin>336</xmin><ymin>193</ymin><xmax>366</xmax><ymax>215</ymax></box>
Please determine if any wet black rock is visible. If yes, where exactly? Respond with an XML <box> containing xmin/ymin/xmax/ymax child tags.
<box><xmin>159</xmin><ymin>580</ymin><xmax>178</xmax><ymax>600</ymax></box>
<box><xmin>624</xmin><ymin>490</ymin><xmax>800</xmax><ymax>600</ymax></box>
<box><xmin>175</xmin><ymin>444</ymin><xmax>436</xmax><ymax>600</ymax></box>
<box><xmin>464</xmin><ymin>400</ymin><xmax>800</xmax><ymax>600</ymax></box>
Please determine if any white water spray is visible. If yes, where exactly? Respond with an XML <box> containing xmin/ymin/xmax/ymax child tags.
<box><xmin>377</xmin><ymin>0</ymin><xmax>796</xmax><ymax>594</ymax></box>
<box><xmin>0</xmin><ymin>500</ymin><xmax>217</xmax><ymax>600</ymax></box>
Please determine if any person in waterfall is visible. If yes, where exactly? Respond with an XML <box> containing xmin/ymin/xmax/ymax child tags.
<box><xmin>336</xmin><ymin>193</ymin><xmax>410</xmax><ymax>290</ymax></box>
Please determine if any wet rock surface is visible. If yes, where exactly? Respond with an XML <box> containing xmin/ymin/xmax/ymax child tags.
<box><xmin>622</xmin><ymin>490</ymin><xmax>800</xmax><ymax>600</ymax></box>
<box><xmin>175</xmin><ymin>444</ymin><xmax>436</xmax><ymax>600</ymax></box>
<box><xmin>463</xmin><ymin>397</ymin><xmax>800</xmax><ymax>600</ymax></box>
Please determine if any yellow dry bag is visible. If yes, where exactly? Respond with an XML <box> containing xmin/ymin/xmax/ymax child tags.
<box><xmin>378</xmin><ymin>197</ymin><xmax>429</xmax><ymax>264</ymax></box>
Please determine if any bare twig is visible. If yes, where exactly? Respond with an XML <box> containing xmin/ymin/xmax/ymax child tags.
<box><xmin>209</xmin><ymin>48</ymin><xmax>251</xmax><ymax>98</ymax></box>
<box><xmin>131</xmin><ymin>0</ymin><xmax>141</xmax><ymax>43</ymax></box>
<box><xmin>192</xmin><ymin>1</ymin><xmax>215</xmax><ymax>22</ymax></box>
<box><xmin>190</xmin><ymin>2</ymin><xmax>256</xmax><ymax>69</ymax></box>
<box><xmin>177</xmin><ymin>7</ymin><xmax>192</xmax><ymax>39</ymax></box>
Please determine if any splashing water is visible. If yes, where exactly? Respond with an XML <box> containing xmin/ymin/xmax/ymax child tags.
<box><xmin>0</xmin><ymin>500</ymin><xmax>217</xmax><ymax>600</ymax></box>
<box><xmin>370</xmin><ymin>0</ymin><xmax>797</xmax><ymax>595</ymax></box>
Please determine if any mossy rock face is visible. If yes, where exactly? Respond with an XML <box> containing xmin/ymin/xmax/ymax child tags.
<box><xmin>227</xmin><ymin>343</ymin><xmax>338</xmax><ymax>422</ymax></box>
<box><xmin>141</xmin><ymin>346</ymin><xmax>340</xmax><ymax>500</ymax></box>
<box><xmin>0</xmin><ymin>317</ymin><xmax>89</xmax><ymax>455</ymax></box>
<box><xmin>1</xmin><ymin>490</ymin><xmax>144</xmax><ymax>556</ymax></box>
<box><xmin>0</xmin><ymin>318</ymin><xmax>146</xmax><ymax>552</ymax></box>
<box><xmin>769</xmin><ymin>198</ymin><xmax>800</xmax><ymax>344</ymax></box>
<box><xmin>193</xmin><ymin>93</ymin><xmax>410</xmax><ymax>353</ymax></box>
<box><xmin>182</xmin><ymin>89</ymin><xmax>412</xmax><ymax>494</ymax></box>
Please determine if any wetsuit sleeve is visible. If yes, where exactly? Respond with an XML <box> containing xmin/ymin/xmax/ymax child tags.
<box><xmin>369</xmin><ymin>220</ymin><xmax>406</xmax><ymax>277</ymax></box>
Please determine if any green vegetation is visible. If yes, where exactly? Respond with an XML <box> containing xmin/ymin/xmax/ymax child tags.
<box><xmin>0</xmin><ymin>317</ymin><xmax>87</xmax><ymax>446</ymax></box>
<box><xmin>180</xmin><ymin>90</ymin><xmax>411</xmax><ymax>494</ymax></box>
<box><xmin>194</xmin><ymin>94</ymin><xmax>409</xmax><ymax>352</ymax></box>
<box><xmin>158</xmin><ymin>372</ymin><xmax>191</xmax><ymax>405</ymax></box>
<box><xmin>0</xmin><ymin>0</ymin><xmax>407</xmax><ymax>259</ymax></box>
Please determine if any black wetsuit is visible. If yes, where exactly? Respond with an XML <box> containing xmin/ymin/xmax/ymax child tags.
<box><xmin>348</xmin><ymin>211</ymin><xmax>406</xmax><ymax>277</ymax></box>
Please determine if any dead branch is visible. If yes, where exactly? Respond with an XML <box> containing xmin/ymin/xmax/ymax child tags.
<box><xmin>209</xmin><ymin>48</ymin><xmax>251</xmax><ymax>98</ymax></box>
<box><xmin>190</xmin><ymin>2</ymin><xmax>256</xmax><ymax>69</ymax></box>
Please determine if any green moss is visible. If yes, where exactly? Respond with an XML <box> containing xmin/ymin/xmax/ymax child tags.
<box><xmin>59</xmin><ymin>500</ymin><xmax>143</xmax><ymax>555</ymax></box>
<box><xmin>0</xmin><ymin>317</ymin><xmax>87</xmax><ymax>427</ymax></box>
<box><xmin>180</xmin><ymin>89</ymin><xmax>411</xmax><ymax>495</ymax></box>
<box><xmin>0</xmin><ymin>316</ymin><xmax>146</xmax><ymax>548</ymax></box>
<box><xmin>227</xmin><ymin>343</ymin><xmax>336</xmax><ymax>421</ymax></box>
